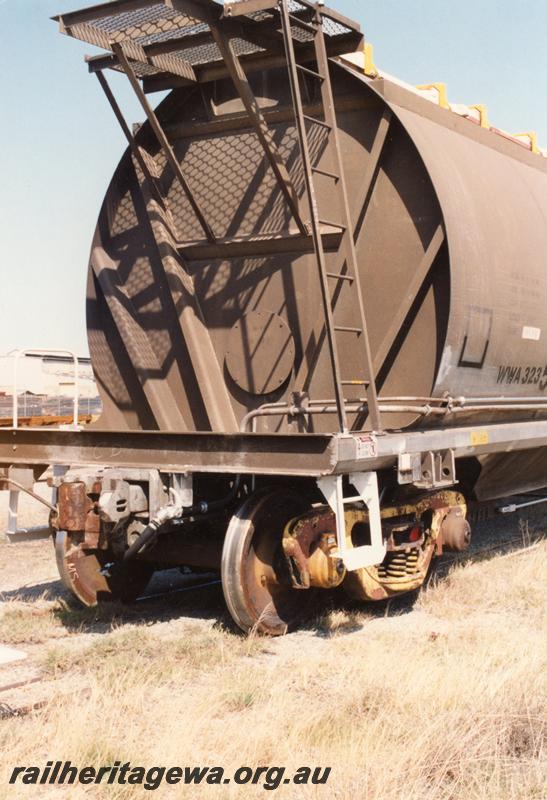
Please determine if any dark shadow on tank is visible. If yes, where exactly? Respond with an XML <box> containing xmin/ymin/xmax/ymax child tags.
<box><xmin>85</xmin><ymin>69</ymin><xmax>357</xmax><ymax>432</ymax></box>
<box><xmin>87</xmin><ymin>283</ymin><xmax>158</xmax><ymax>430</ymax></box>
<box><xmin>162</xmin><ymin>76</ymin><xmax>328</xmax><ymax>243</ymax></box>
<box><xmin>87</xmin><ymin>165</ymin><xmax>213</xmax><ymax>429</ymax></box>
<box><xmin>375</xmin><ymin>242</ymin><xmax>449</xmax><ymax>393</ymax></box>
<box><xmin>280</xmin><ymin>99</ymin><xmax>448</xmax><ymax>411</ymax></box>
<box><xmin>89</xmin><ymin>110</ymin><xmax>330</xmax><ymax>430</ymax></box>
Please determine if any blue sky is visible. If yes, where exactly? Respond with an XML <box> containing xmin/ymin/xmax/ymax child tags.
<box><xmin>1</xmin><ymin>0</ymin><xmax>546</xmax><ymax>357</ymax></box>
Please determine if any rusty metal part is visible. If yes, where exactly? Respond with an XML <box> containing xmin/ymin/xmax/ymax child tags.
<box><xmin>58</xmin><ymin>481</ymin><xmax>89</xmax><ymax>531</ymax></box>
<box><xmin>55</xmin><ymin>477</ymin><xmax>103</xmax><ymax>548</ymax></box>
<box><xmin>440</xmin><ymin>507</ymin><xmax>471</xmax><ymax>552</ymax></box>
<box><xmin>55</xmin><ymin>531</ymin><xmax>153</xmax><ymax>606</ymax></box>
<box><xmin>54</xmin><ymin>466</ymin><xmax>234</xmax><ymax>600</ymax></box>
<box><xmin>341</xmin><ymin>491</ymin><xmax>468</xmax><ymax>602</ymax></box>
<box><xmin>283</xmin><ymin>511</ymin><xmax>344</xmax><ymax>589</ymax></box>
<box><xmin>278</xmin><ymin>490</ymin><xmax>467</xmax><ymax>601</ymax></box>
<box><xmin>221</xmin><ymin>488</ymin><xmax>317</xmax><ymax>635</ymax></box>
<box><xmin>83</xmin><ymin>507</ymin><xmax>102</xmax><ymax>550</ymax></box>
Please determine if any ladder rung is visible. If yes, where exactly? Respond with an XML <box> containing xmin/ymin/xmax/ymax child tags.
<box><xmin>312</xmin><ymin>166</ymin><xmax>340</xmax><ymax>181</ymax></box>
<box><xmin>288</xmin><ymin>14</ymin><xmax>319</xmax><ymax>34</ymax></box>
<box><xmin>335</xmin><ymin>326</ymin><xmax>362</xmax><ymax>334</ymax></box>
<box><xmin>341</xmin><ymin>380</ymin><xmax>370</xmax><ymax>386</ymax></box>
<box><xmin>319</xmin><ymin>218</ymin><xmax>346</xmax><ymax>230</ymax></box>
<box><xmin>296</xmin><ymin>64</ymin><xmax>325</xmax><ymax>81</ymax></box>
<box><xmin>326</xmin><ymin>272</ymin><xmax>354</xmax><ymax>282</ymax></box>
<box><xmin>303</xmin><ymin>114</ymin><xmax>332</xmax><ymax>130</ymax></box>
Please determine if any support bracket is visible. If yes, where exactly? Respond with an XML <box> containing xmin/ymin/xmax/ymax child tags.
<box><xmin>3</xmin><ymin>466</ymin><xmax>65</xmax><ymax>543</ymax></box>
<box><xmin>398</xmin><ymin>449</ymin><xmax>456</xmax><ymax>489</ymax></box>
<box><xmin>317</xmin><ymin>472</ymin><xmax>386</xmax><ymax>571</ymax></box>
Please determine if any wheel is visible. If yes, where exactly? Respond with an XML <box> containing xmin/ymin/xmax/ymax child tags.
<box><xmin>55</xmin><ymin>531</ymin><xmax>154</xmax><ymax>606</ymax></box>
<box><xmin>441</xmin><ymin>508</ymin><xmax>472</xmax><ymax>551</ymax></box>
<box><xmin>221</xmin><ymin>489</ymin><xmax>316</xmax><ymax>635</ymax></box>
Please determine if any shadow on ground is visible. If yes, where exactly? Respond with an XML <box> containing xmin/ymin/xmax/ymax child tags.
<box><xmin>1</xmin><ymin>504</ymin><xmax>545</xmax><ymax>639</ymax></box>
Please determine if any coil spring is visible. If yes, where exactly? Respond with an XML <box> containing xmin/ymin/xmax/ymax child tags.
<box><xmin>377</xmin><ymin>548</ymin><xmax>420</xmax><ymax>580</ymax></box>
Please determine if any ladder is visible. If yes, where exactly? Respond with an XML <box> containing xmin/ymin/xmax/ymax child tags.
<box><xmin>279</xmin><ymin>0</ymin><xmax>382</xmax><ymax>434</ymax></box>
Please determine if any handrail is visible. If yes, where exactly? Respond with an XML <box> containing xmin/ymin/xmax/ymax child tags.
<box><xmin>240</xmin><ymin>395</ymin><xmax>547</xmax><ymax>432</ymax></box>
<box><xmin>11</xmin><ymin>349</ymin><xmax>80</xmax><ymax>429</ymax></box>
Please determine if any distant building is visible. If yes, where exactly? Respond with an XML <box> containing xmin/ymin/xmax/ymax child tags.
<box><xmin>0</xmin><ymin>352</ymin><xmax>101</xmax><ymax>418</ymax></box>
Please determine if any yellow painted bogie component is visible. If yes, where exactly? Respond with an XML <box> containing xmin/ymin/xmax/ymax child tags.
<box><xmin>343</xmin><ymin>492</ymin><xmax>467</xmax><ymax>602</ymax></box>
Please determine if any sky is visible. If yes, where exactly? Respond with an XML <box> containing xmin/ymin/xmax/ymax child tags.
<box><xmin>1</xmin><ymin>0</ymin><xmax>546</xmax><ymax>357</ymax></box>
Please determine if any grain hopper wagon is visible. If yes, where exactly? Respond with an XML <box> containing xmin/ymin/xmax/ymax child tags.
<box><xmin>1</xmin><ymin>0</ymin><xmax>546</xmax><ymax>633</ymax></box>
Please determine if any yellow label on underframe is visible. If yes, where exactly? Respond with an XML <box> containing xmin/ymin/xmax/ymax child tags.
<box><xmin>471</xmin><ymin>431</ymin><xmax>489</xmax><ymax>446</ymax></box>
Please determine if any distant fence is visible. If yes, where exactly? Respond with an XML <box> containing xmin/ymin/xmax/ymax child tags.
<box><xmin>0</xmin><ymin>394</ymin><xmax>102</xmax><ymax>419</ymax></box>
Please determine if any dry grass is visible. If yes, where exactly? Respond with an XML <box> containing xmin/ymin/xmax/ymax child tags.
<box><xmin>0</xmin><ymin>597</ymin><xmax>143</xmax><ymax>645</ymax></box>
<box><xmin>0</xmin><ymin>540</ymin><xmax>546</xmax><ymax>799</ymax></box>
<box><xmin>0</xmin><ymin>602</ymin><xmax>63</xmax><ymax>645</ymax></box>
